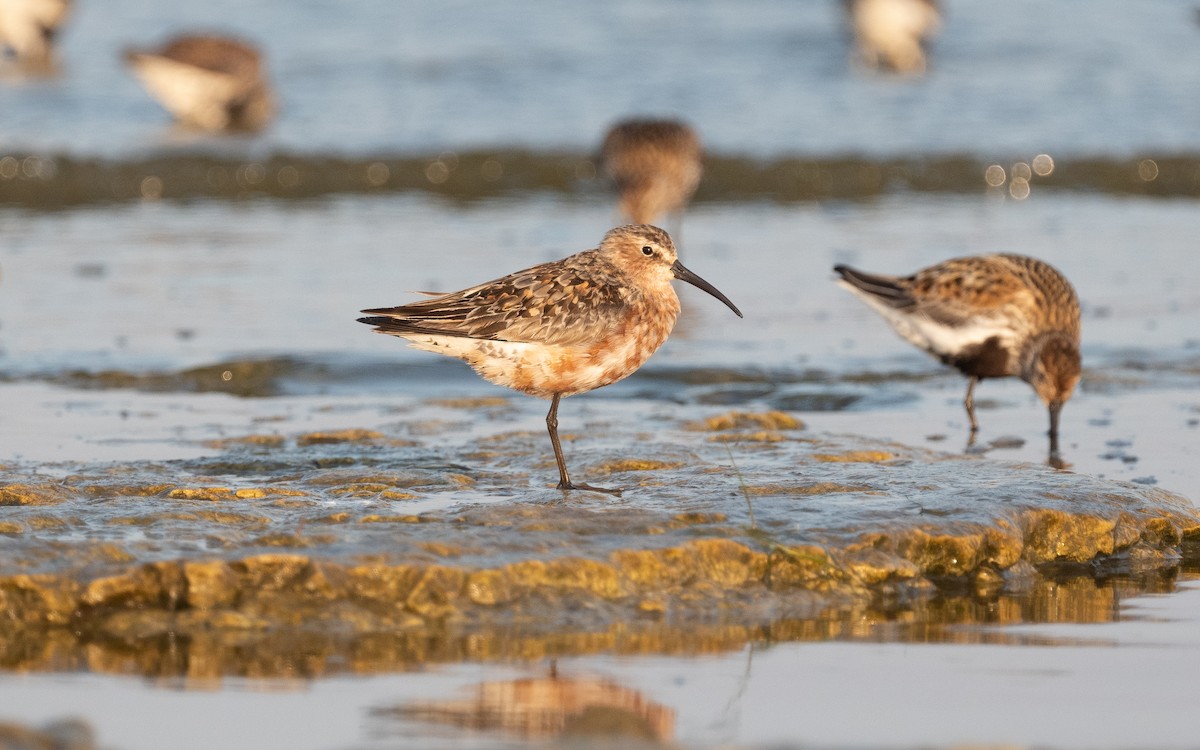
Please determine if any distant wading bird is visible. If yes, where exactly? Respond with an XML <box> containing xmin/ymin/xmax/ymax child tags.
<box><xmin>600</xmin><ymin>119</ymin><xmax>703</xmax><ymax>228</ymax></box>
<box><xmin>834</xmin><ymin>254</ymin><xmax>1080</xmax><ymax>450</ymax></box>
<box><xmin>845</xmin><ymin>0</ymin><xmax>941</xmax><ymax>74</ymax></box>
<box><xmin>359</xmin><ymin>225</ymin><xmax>743</xmax><ymax>494</ymax></box>
<box><xmin>123</xmin><ymin>34</ymin><xmax>275</xmax><ymax>131</ymax></box>
<box><xmin>0</xmin><ymin>0</ymin><xmax>72</xmax><ymax>71</ymax></box>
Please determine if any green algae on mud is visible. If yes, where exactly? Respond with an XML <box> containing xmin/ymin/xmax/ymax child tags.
<box><xmin>0</xmin><ymin>411</ymin><xmax>1197</xmax><ymax>678</ymax></box>
<box><xmin>0</xmin><ymin>566</ymin><xmax>1196</xmax><ymax>683</ymax></box>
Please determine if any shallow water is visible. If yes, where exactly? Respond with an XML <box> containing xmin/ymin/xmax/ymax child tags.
<box><xmin>2</xmin><ymin>193</ymin><xmax>1197</xmax><ymax>495</ymax></box>
<box><xmin>2</xmin><ymin>191</ymin><xmax>1198</xmax><ymax>749</ymax></box>
<box><xmin>2</xmin><ymin>577</ymin><xmax>1199</xmax><ymax>750</ymax></box>
<box><xmin>5</xmin><ymin>0</ymin><xmax>1200</xmax><ymax>156</ymax></box>
<box><xmin>3</xmin><ymin>2</ymin><xmax>1200</xmax><ymax>749</ymax></box>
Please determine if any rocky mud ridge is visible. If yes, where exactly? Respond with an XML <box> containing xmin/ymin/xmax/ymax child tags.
<box><xmin>2</xmin><ymin>410</ymin><xmax>1196</xmax><ymax>679</ymax></box>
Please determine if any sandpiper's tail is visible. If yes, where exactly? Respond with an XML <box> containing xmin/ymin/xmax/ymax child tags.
<box><xmin>357</xmin><ymin>313</ymin><xmax>457</xmax><ymax>339</ymax></box>
<box><xmin>833</xmin><ymin>264</ymin><xmax>914</xmax><ymax>309</ymax></box>
<box><xmin>357</xmin><ymin>314</ymin><xmax>399</xmax><ymax>329</ymax></box>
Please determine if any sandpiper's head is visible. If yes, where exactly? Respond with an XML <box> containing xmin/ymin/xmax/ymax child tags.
<box><xmin>1026</xmin><ymin>335</ymin><xmax>1081</xmax><ymax>436</ymax></box>
<box><xmin>599</xmin><ymin>223</ymin><xmax>677</xmax><ymax>269</ymax></box>
<box><xmin>599</xmin><ymin>225</ymin><xmax>742</xmax><ymax>318</ymax></box>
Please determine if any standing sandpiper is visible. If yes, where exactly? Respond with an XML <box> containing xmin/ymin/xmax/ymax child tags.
<box><xmin>359</xmin><ymin>225</ymin><xmax>743</xmax><ymax>494</ymax></box>
<box><xmin>600</xmin><ymin>119</ymin><xmax>703</xmax><ymax>228</ymax></box>
<box><xmin>123</xmin><ymin>33</ymin><xmax>275</xmax><ymax>131</ymax></box>
<box><xmin>834</xmin><ymin>254</ymin><xmax>1080</xmax><ymax>450</ymax></box>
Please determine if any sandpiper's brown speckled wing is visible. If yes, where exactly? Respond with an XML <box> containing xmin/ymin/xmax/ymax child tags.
<box><xmin>995</xmin><ymin>253</ymin><xmax>1081</xmax><ymax>334</ymax></box>
<box><xmin>904</xmin><ymin>256</ymin><xmax>1034</xmax><ymax>327</ymax></box>
<box><xmin>359</xmin><ymin>254</ymin><xmax>632</xmax><ymax>347</ymax></box>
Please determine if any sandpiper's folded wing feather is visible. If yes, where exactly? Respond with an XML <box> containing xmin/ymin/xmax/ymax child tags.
<box><xmin>359</xmin><ymin>256</ymin><xmax>632</xmax><ymax>347</ymax></box>
<box><xmin>995</xmin><ymin>253</ymin><xmax>1082</xmax><ymax>336</ymax></box>
<box><xmin>906</xmin><ymin>256</ymin><xmax>1032</xmax><ymax>328</ymax></box>
<box><xmin>833</xmin><ymin>264</ymin><xmax>915</xmax><ymax>308</ymax></box>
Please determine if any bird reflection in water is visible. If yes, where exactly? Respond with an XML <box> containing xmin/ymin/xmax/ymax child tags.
<box><xmin>377</xmin><ymin>666</ymin><xmax>675</xmax><ymax>743</ymax></box>
<box><xmin>962</xmin><ymin>426</ymin><xmax>1071</xmax><ymax>470</ymax></box>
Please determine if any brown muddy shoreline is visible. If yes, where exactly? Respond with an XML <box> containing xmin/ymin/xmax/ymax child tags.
<box><xmin>1</xmin><ymin>149</ymin><xmax>1197</xmax><ymax>209</ymax></box>
<box><xmin>2</xmin><ymin>568</ymin><xmax>1196</xmax><ymax>683</ymax></box>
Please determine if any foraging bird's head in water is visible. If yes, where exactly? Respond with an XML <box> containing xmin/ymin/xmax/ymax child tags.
<box><xmin>1023</xmin><ymin>333</ymin><xmax>1081</xmax><ymax>438</ymax></box>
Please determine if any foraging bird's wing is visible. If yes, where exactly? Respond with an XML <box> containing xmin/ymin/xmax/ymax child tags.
<box><xmin>836</xmin><ymin>257</ymin><xmax>1030</xmax><ymax>363</ymax></box>
<box><xmin>995</xmin><ymin>253</ymin><xmax>1082</xmax><ymax>336</ymax></box>
<box><xmin>907</xmin><ymin>257</ymin><xmax>1032</xmax><ymax>328</ymax></box>
<box><xmin>360</xmin><ymin>259</ymin><xmax>631</xmax><ymax>347</ymax></box>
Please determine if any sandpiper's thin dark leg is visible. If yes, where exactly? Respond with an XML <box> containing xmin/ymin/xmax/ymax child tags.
<box><xmin>546</xmin><ymin>394</ymin><xmax>572</xmax><ymax>488</ymax></box>
<box><xmin>545</xmin><ymin>394</ymin><xmax>621</xmax><ymax>495</ymax></box>
<box><xmin>1048</xmin><ymin>402</ymin><xmax>1063</xmax><ymax>461</ymax></box>
<box><xmin>963</xmin><ymin>376</ymin><xmax>980</xmax><ymax>433</ymax></box>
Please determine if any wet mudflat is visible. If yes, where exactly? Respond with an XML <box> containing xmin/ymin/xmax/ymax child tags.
<box><xmin>5</xmin><ymin>1</ymin><xmax>1200</xmax><ymax>745</ymax></box>
<box><xmin>1</xmin><ymin>188</ymin><xmax>1199</xmax><ymax>747</ymax></box>
<box><xmin>2</xmin><ymin>401</ymin><xmax>1196</xmax><ymax>637</ymax></box>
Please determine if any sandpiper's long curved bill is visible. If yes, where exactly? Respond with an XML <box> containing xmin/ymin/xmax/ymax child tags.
<box><xmin>671</xmin><ymin>260</ymin><xmax>743</xmax><ymax>318</ymax></box>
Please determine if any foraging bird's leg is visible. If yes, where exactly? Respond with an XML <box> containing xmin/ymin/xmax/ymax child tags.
<box><xmin>545</xmin><ymin>394</ymin><xmax>621</xmax><ymax>495</ymax></box>
<box><xmin>1047</xmin><ymin>401</ymin><xmax>1064</xmax><ymax>466</ymax></box>
<box><xmin>963</xmin><ymin>376</ymin><xmax>980</xmax><ymax>433</ymax></box>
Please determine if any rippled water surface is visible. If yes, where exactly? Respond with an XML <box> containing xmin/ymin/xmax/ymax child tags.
<box><xmin>2</xmin><ymin>194</ymin><xmax>1196</xmax><ymax>495</ymax></box>
<box><xmin>5</xmin><ymin>0</ymin><xmax>1200</xmax><ymax>156</ymax></box>
<box><xmin>2</xmin><ymin>578</ymin><xmax>1199</xmax><ymax>750</ymax></box>
<box><xmin>3</xmin><ymin>2</ymin><xmax>1200</xmax><ymax>749</ymax></box>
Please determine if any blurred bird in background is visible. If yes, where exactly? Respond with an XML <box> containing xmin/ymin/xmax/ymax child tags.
<box><xmin>0</xmin><ymin>0</ymin><xmax>72</xmax><ymax>73</ymax></box>
<box><xmin>123</xmin><ymin>33</ymin><xmax>275</xmax><ymax>132</ymax></box>
<box><xmin>600</xmin><ymin>119</ymin><xmax>703</xmax><ymax>233</ymax></box>
<box><xmin>845</xmin><ymin>0</ymin><xmax>941</xmax><ymax>74</ymax></box>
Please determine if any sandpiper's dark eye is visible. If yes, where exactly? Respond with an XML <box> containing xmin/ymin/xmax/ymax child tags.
<box><xmin>641</xmin><ymin>246</ymin><xmax>654</xmax><ymax>256</ymax></box>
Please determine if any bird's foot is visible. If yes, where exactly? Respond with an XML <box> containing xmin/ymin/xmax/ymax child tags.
<box><xmin>557</xmin><ymin>481</ymin><xmax>623</xmax><ymax>496</ymax></box>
